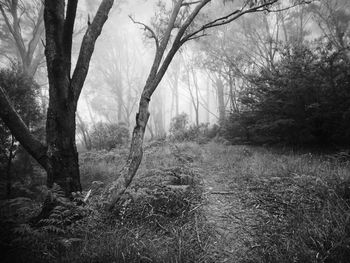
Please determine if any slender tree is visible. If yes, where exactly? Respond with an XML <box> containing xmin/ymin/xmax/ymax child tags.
<box><xmin>107</xmin><ymin>0</ymin><xmax>307</xmax><ymax>208</ymax></box>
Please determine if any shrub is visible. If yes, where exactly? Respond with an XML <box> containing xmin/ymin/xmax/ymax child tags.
<box><xmin>169</xmin><ymin>113</ymin><xmax>217</xmax><ymax>143</ymax></box>
<box><xmin>223</xmin><ymin>42</ymin><xmax>350</xmax><ymax>146</ymax></box>
<box><xmin>90</xmin><ymin>122</ymin><xmax>129</xmax><ymax>151</ymax></box>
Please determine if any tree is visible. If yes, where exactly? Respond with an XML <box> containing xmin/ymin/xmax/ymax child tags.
<box><xmin>91</xmin><ymin>34</ymin><xmax>145</xmax><ymax>129</ymax></box>
<box><xmin>107</xmin><ymin>0</ymin><xmax>307</xmax><ymax>208</ymax></box>
<box><xmin>0</xmin><ymin>0</ymin><xmax>45</xmax><ymax>77</ymax></box>
<box><xmin>310</xmin><ymin>0</ymin><xmax>350</xmax><ymax>59</ymax></box>
<box><xmin>183</xmin><ymin>58</ymin><xmax>201</xmax><ymax>126</ymax></box>
<box><xmin>166</xmin><ymin>55</ymin><xmax>181</xmax><ymax>119</ymax></box>
<box><xmin>0</xmin><ymin>0</ymin><xmax>114</xmax><ymax>196</ymax></box>
<box><xmin>76</xmin><ymin>112</ymin><xmax>92</xmax><ymax>151</ymax></box>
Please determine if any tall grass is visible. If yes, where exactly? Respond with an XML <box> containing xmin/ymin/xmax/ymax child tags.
<box><xmin>2</xmin><ymin>142</ymin><xmax>213</xmax><ymax>263</ymax></box>
<box><xmin>206</xmin><ymin>142</ymin><xmax>350</xmax><ymax>263</ymax></box>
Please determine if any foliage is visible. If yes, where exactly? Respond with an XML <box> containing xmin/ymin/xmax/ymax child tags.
<box><xmin>224</xmin><ymin>41</ymin><xmax>350</xmax><ymax>146</ymax></box>
<box><xmin>79</xmin><ymin>148</ymin><xmax>128</xmax><ymax>189</ymax></box>
<box><xmin>0</xmin><ymin>66</ymin><xmax>44</xmax><ymax>197</ymax></box>
<box><xmin>0</xmin><ymin>184</ymin><xmax>93</xmax><ymax>262</ymax></box>
<box><xmin>169</xmin><ymin>113</ymin><xmax>218</xmax><ymax>143</ymax></box>
<box><xmin>90</xmin><ymin>122</ymin><xmax>129</xmax><ymax>151</ymax></box>
<box><xmin>0</xmin><ymin>142</ymin><xmax>212</xmax><ymax>263</ymax></box>
<box><xmin>0</xmin><ymin>66</ymin><xmax>42</xmax><ymax>151</ymax></box>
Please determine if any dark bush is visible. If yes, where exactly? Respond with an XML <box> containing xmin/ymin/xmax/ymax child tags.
<box><xmin>223</xmin><ymin>42</ymin><xmax>350</xmax><ymax>146</ymax></box>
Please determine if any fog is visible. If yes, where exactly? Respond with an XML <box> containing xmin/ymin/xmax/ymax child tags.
<box><xmin>77</xmin><ymin>0</ymin><xmax>224</xmax><ymax>139</ymax></box>
<box><xmin>1</xmin><ymin>0</ymin><xmax>350</xmax><ymax>145</ymax></box>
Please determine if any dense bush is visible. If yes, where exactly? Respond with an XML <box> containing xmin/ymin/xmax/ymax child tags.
<box><xmin>169</xmin><ymin>113</ymin><xmax>218</xmax><ymax>143</ymax></box>
<box><xmin>90</xmin><ymin>122</ymin><xmax>129</xmax><ymax>150</ymax></box>
<box><xmin>223</xmin><ymin>42</ymin><xmax>350</xmax><ymax>146</ymax></box>
<box><xmin>0</xmin><ymin>66</ymin><xmax>44</xmax><ymax>199</ymax></box>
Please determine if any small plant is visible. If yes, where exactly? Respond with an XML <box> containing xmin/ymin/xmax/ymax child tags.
<box><xmin>169</xmin><ymin>113</ymin><xmax>215</xmax><ymax>143</ymax></box>
<box><xmin>90</xmin><ymin>122</ymin><xmax>129</xmax><ymax>151</ymax></box>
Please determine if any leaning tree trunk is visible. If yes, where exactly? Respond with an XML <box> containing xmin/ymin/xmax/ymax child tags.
<box><xmin>107</xmin><ymin>94</ymin><xmax>149</xmax><ymax>209</ymax></box>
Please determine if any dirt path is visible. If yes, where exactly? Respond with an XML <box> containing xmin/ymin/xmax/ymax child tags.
<box><xmin>195</xmin><ymin>143</ymin><xmax>257</xmax><ymax>262</ymax></box>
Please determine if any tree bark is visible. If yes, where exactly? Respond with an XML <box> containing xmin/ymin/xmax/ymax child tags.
<box><xmin>107</xmin><ymin>94</ymin><xmax>150</xmax><ymax>209</ymax></box>
<box><xmin>6</xmin><ymin>135</ymin><xmax>15</xmax><ymax>198</ymax></box>
<box><xmin>215</xmin><ymin>76</ymin><xmax>226</xmax><ymax>124</ymax></box>
<box><xmin>44</xmin><ymin>0</ymin><xmax>81</xmax><ymax>194</ymax></box>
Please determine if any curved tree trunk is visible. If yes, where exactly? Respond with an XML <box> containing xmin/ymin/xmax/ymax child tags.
<box><xmin>107</xmin><ymin>94</ymin><xmax>149</xmax><ymax>209</ymax></box>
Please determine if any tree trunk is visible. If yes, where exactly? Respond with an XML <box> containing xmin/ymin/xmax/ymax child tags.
<box><xmin>206</xmin><ymin>80</ymin><xmax>210</xmax><ymax>123</ymax></box>
<box><xmin>216</xmin><ymin>77</ymin><xmax>226</xmax><ymax>124</ymax></box>
<box><xmin>6</xmin><ymin>135</ymin><xmax>15</xmax><ymax>198</ymax></box>
<box><xmin>1</xmin><ymin>0</ymin><xmax>114</xmax><ymax>201</ymax></box>
<box><xmin>46</xmin><ymin>104</ymin><xmax>81</xmax><ymax>194</ymax></box>
<box><xmin>107</xmin><ymin>95</ymin><xmax>149</xmax><ymax>209</ymax></box>
<box><xmin>175</xmin><ymin>74</ymin><xmax>179</xmax><ymax>116</ymax></box>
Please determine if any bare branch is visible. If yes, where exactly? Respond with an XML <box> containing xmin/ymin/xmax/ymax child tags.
<box><xmin>181</xmin><ymin>0</ymin><xmax>280</xmax><ymax>43</ymax></box>
<box><xmin>128</xmin><ymin>15</ymin><xmax>159</xmax><ymax>50</ymax></box>
<box><xmin>71</xmin><ymin>0</ymin><xmax>114</xmax><ymax>104</ymax></box>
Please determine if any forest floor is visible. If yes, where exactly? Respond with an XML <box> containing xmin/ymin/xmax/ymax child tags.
<box><xmin>1</xmin><ymin>141</ymin><xmax>350</xmax><ymax>262</ymax></box>
<box><xmin>193</xmin><ymin>142</ymin><xmax>350</xmax><ymax>262</ymax></box>
<box><xmin>196</xmin><ymin>143</ymin><xmax>258</xmax><ymax>262</ymax></box>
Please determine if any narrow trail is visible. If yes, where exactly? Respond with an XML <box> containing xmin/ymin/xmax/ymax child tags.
<box><xmin>195</xmin><ymin>143</ymin><xmax>257</xmax><ymax>262</ymax></box>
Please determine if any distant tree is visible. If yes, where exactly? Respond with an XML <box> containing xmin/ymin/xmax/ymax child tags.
<box><xmin>169</xmin><ymin>113</ymin><xmax>189</xmax><ymax>140</ymax></box>
<box><xmin>311</xmin><ymin>0</ymin><xmax>350</xmax><ymax>56</ymax></box>
<box><xmin>0</xmin><ymin>0</ymin><xmax>114</xmax><ymax>197</ymax></box>
<box><xmin>76</xmin><ymin>113</ymin><xmax>92</xmax><ymax>151</ymax></box>
<box><xmin>166</xmin><ymin>55</ymin><xmax>181</xmax><ymax>118</ymax></box>
<box><xmin>0</xmin><ymin>0</ymin><xmax>45</xmax><ymax>77</ymax></box>
<box><xmin>92</xmin><ymin>36</ymin><xmax>144</xmax><ymax>128</ymax></box>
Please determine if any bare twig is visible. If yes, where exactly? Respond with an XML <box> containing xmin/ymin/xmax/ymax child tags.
<box><xmin>181</xmin><ymin>0</ymin><xmax>280</xmax><ymax>43</ymax></box>
<box><xmin>128</xmin><ymin>15</ymin><xmax>159</xmax><ymax>50</ymax></box>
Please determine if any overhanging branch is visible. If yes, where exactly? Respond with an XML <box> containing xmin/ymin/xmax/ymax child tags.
<box><xmin>181</xmin><ymin>0</ymin><xmax>280</xmax><ymax>43</ymax></box>
<box><xmin>0</xmin><ymin>85</ymin><xmax>48</xmax><ymax>170</ymax></box>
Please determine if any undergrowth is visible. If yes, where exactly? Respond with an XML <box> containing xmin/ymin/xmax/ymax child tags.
<box><xmin>1</xmin><ymin>142</ymin><xmax>212</xmax><ymax>263</ymax></box>
<box><xmin>2</xmin><ymin>141</ymin><xmax>349</xmax><ymax>262</ymax></box>
<box><xmin>206</xmin><ymin>142</ymin><xmax>350</xmax><ymax>263</ymax></box>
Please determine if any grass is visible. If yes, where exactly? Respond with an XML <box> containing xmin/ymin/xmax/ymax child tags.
<box><xmin>1</xmin><ymin>141</ymin><xmax>213</xmax><ymax>263</ymax></box>
<box><xmin>1</xmin><ymin>141</ymin><xmax>349</xmax><ymax>262</ymax></box>
<box><xmin>204</xmin><ymin>142</ymin><xmax>350</xmax><ymax>263</ymax></box>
